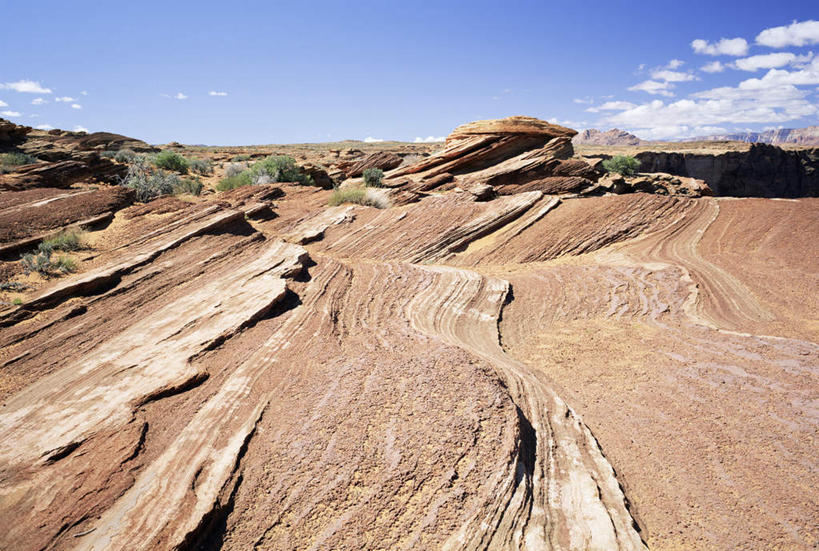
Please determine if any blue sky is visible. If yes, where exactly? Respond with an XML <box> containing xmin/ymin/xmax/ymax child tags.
<box><xmin>1</xmin><ymin>1</ymin><xmax>817</xmax><ymax>144</ymax></box>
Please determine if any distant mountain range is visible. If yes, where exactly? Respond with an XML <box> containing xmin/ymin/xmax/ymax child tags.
<box><xmin>573</xmin><ymin>126</ymin><xmax>819</xmax><ymax>147</ymax></box>
<box><xmin>689</xmin><ymin>126</ymin><xmax>819</xmax><ymax>145</ymax></box>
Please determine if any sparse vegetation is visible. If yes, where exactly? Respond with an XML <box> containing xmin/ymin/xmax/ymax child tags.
<box><xmin>21</xmin><ymin>248</ymin><xmax>79</xmax><ymax>276</ymax></box>
<box><xmin>38</xmin><ymin>230</ymin><xmax>86</xmax><ymax>254</ymax></box>
<box><xmin>602</xmin><ymin>155</ymin><xmax>640</xmax><ymax>177</ymax></box>
<box><xmin>120</xmin><ymin>157</ymin><xmax>179</xmax><ymax>201</ymax></box>
<box><xmin>187</xmin><ymin>157</ymin><xmax>213</xmax><ymax>175</ymax></box>
<box><xmin>12</xmin><ymin>298</ymin><xmax>22</xmax><ymax>306</ymax></box>
<box><xmin>0</xmin><ymin>281</ymin><xmax>30</xmax><ymax>292</ymax></box>
<box><xmin>114</xmin><ymin>149</ymin><xmax>138</xmax><ymax>163</ymax></box>
<box><xmin>100</xmin><ymin>150</ymin><xmax>117</xmax><ymax>159</ymax></box>
<box><xmin>328</xmin><ymin>186</ymin><xmax>390</xmax><ymax>208</ymax></box>
<box><xmin>231</xmin><ymin>154</ymin><xmax>252</xmax><ymax>162</ymax></box>
<box><xmin>216</xmin><ymin>155</ymin><xmax>313</xmax><ymax>191</ymax></box>
<box><xmin>173</xmin><ymin>176</ymin><xmax>204</xmax><ymax>196</ymax></box>
<box><xmin>153</xmin><ymin>150</ymin><xmax>189</xmax><ymax>174</ymax></box>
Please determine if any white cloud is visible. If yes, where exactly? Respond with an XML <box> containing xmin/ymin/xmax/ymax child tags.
<box><xmin>756</xmin><ymin>20</ymin><xmax>819</xmax><ymax>48</ymax></box>
<box><xmin>701</xmin><ymin>61</ymin><xmax>726</xmax><ymax>73</ymax></box>
<box><xmin>413</xmin><ymin>136</ymin><xmax>445</xmax><ymax>143</ymax></box>
<box><xmin>586</xmin><ymin>101</ymin><xmax>637</xmax><ymax>113</ymax></box>
<box><xmin>55</xmin><ymin>96</ymin><xmax>75</xmax><ymax>102</ymax></box>
<box><xmin>0</xmin><ymin>80</ymin><xmax>52</xmax><ymax>94</ymax></box>
<box><xmin>1</xmin><ymin>110</ymin><xmax>22</xmax><ymax>117</ymax></box>
<box><xmin>80</xmin><ymin>90</ymin><xmax>88</xmax><ymax>96</ymax></box>
<box><xmin>734</xmin><ymin>52</ymin><xmax>805</xmax><ymax>71</ymax></box>
<box><xmin>31</xmin><ymin>97</ymin><xmax>48</xmax><ymax>105</ymax></box>
<box><xmin>363</xmin><ymin>136</ymin><xmax>384</xmax><ymax>143</ymax></box>
<box><xmin>73</xmin><ymin>125</ymin><xmax>88</xmax><ymax>133</ymax></box>
<box><xmin>573</xmin><ymin>97</ymin><xmax>593</xmax><ymax>104</ymax></box>
<box><xmin>175</xmin><ymin>92</ymin><xmax>188</xmax><ymax>100</ymax></box>
<box><xmin>666</xmin><ymin>59</ymin><xmax>685</xmax><ymax>69</ymax></box>
<box><xmin>691</xmin><ymin>37</ymin><xmax>749</xmax><ymax>56</ymax></box>
<box><xmin>35</xmin><ymin>124</ymin><xmax>54</xmax><ymax>130</ymax></box>
<box><xmin>71</xmin><ymin>104</ymin><xmax>82</xmax><ymax>110</ymax></box>
<box><xmin>0</xmin><ymin>100</ymin><xmax>7</xmax><ymax>107</ymax></box>
<box><xmin>208</xmin><ymin>91</ymin><xmax>228</xmax><ymax>96</ymax></box>
<box><xmin>628</xmin><ymin>80</ymin><xmax>675</xmax><ymax>96</ymax></box>
<box><xmin>651</xmin><ymin>69</ymin><xmax>697</xmax><ymax>82</ymax></box>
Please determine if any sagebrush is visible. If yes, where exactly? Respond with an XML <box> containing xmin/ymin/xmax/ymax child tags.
<box><xmin>602</xmin><ymin>155</ymin><xmax>640</xmax><ymax>177</ymax></box>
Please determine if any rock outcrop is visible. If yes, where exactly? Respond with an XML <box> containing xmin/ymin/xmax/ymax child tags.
<box><xmin>572</xmin><ymin>128</ymin><xmax>643</xmax><ymax>146</ymax></box>
<box><xmin>635</xmin><ymin>143</ymin><xmax>819</xmax><ymax>197</ymax></box>
<box><xmin>384</xmin><ymin>116</ymin><xmax>601</xmax><ymax>195</ymax></box>
<box><xmin>343</xmin><ymin>151</ymin><xmax>403</xmax><ymax>177</ymax></box>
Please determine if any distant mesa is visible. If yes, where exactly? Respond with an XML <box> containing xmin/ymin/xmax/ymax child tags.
<box><xmin>572</xmin><ymin>128</ymin><xmax>643</xmax><ymax>146</ymax></box>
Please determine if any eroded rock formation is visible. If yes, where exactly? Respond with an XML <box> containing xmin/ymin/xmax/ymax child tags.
<box><xmin>0</xmin><ymin>118</ymin><xmax>817</xmax><ymax>551</ymax></box>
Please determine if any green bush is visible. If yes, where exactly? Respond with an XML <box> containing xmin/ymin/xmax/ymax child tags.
<box><xmin>216</xmin><ymin>172</ymin><xmax>253</xmax><ymax>191</ymax></box>
<box><xmin>231</xmin><ymin>154</ymin><xmax>252</xmax><ymax>162</ymax></box>
<box><xmin>187</xmin><ymin>157</ymin><xmax>213</xmax><ymax>175</ymax></box>
<box><xmin>173</xmin><ymin>177</ymin><xmax>204</xmax><ymax>196</ymax></box>
<box><xmin>54</xmin><ymin>255</ymin><xmax>78</xmax><ymax>274</ymax></box>
<box><xmin>120</xmin><ymin>157</ymin><xmax>180</xmax><ymax>201</ymax></box>
<box><xmin>362</xmin><ymin>167</ymin><xmax>384</xmax><ymax>187</ymax></box>
<box><xmin>216</xmin><ymin>155</ymin><xmax>313</xmax><ymax>192</ymax></box>
<box><xmin>153</xmin><ymin>150</ymin><xmax>189</xmax><ymax>174</ymax></box>
<box><xmin>602</xmin><ymin>155</ymin><xmax>640</xmax><ymax>177</ymax></box>
<box><xmin>0</xmin><ymin>152</ymin><xmax>37</xmax><ymax>166</ymax></box>
<box><xmin>12</xmin><ymin>298</ymin><xmax>22</xmax><ymax>306</ymax></box>
<box><xmin>21</xmin><ymin>251</ymin><xmax>54</xmax><ymax>275</ymax></box>
<box><xmin>114</xmin><ymin>149</ymin><xmax>137</xmax><ymax>163</ymax></box>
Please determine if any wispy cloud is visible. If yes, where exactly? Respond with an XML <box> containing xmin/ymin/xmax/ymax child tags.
<box><xmin>175</xmin><ymin>92</ymin><xmax>188</xmax><ymax>100</ymax></box>
<box><xmin>55</xmin><ymin>96</ymin><xmax>75</xmax><ymax>102</ymax></box>
<box><xmin>363</xmin><ymin>136</ymin><xmax>384</xmax><ymax>143</ymax></box>
<box><xmin>573</xmin><ymin>97</ymin><xmax>594</xmax><ymax>105</ymax></box>
<box><xmin>0</xmin><ymin>80</ymin><xmax>52</xmax><ymax>94</ymax></box>
<box><xmin>651</xmin><ymin>69</ymin><xmax>697</xmax><ymax>82</ymax></box>
<box><xmin>756</xmin><ymin>20</ymin><xmax>819</xmax><ymax>48</ymax></box>
<box><xmin>413</xmin><ymin>136</ymin><xmax>444</xmax><ymax>143</ymax></box>
<box><xmin>0</xmin><ymin>100</ymin><xmax>7</xmax><ymax>108</ymax></box>
<box><xmin>586</xmin><ymin>101</ymin><xmax>637</xmax><ymax>113</ymax></box>
<box><xmin>35</xmin><ymin>124</ymin><xmax>54</xmax><ymax>130</ymax></box>
<box><xmin>691</xmin><ymin>37</ymin><xmax>749</xmax><ymax>56</ymax></box>
<box><xmin>73</xmin><ymin>125</ymin><xmax>88</xmax><ymax>133</ymax></box>
<box><xmin>628</xmin><ymin>80</ymin><xmax>675</xmax><ymax>97</ymax></box>
<box><xmin>1</xmin><ymin>110</ymin><xmax>23</xmax><ymax>117</ymax></box>
<box><xmin>80</xmin><ymin>90</ymin><xmax>88</xmax><ymax>96</ymax></box>
<box><xmin>208</xmin><ymin>91</ymin><xmax>228</xmax><ymax>96</ymax></box>
<box><xmin>71</xmin><ymin>104</ymin><xmax>82</xmax><ymax>110</ymax></box>
<box><xmin>31</xmin><ymin>97</ymin><xmax>48</xmax><ymax>105</ymax></box>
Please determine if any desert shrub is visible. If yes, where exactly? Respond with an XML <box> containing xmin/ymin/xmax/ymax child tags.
<box><xmin>247</xmin><ymin>155</ymin><xmax>313</xmax><ymax>185</ymax></box>
<box><xmin>21</xmin><ymin>250</ymin><xmax>54</xmax><ymax>276</ymax></box>
<box><xmin>12</xmin><ymin>298</ymin><xmax>22</xmax><ymax>305</ymax></box>
<box><xmin>173</xmin><ymin>177</ymin><xmax>204</xmax><ymax>196</ymax></box>
<box><xmin>100</xmin><ymin>150</ymin><xmax>117</xmax><ymax>159</ymax></box>
<box><xmin>38</xmin><ymin>230</ymin><xmax>86</xmax><ymax>254</ymax></box>
<box><xmin>54</xmin><ymin>255</ymin><xmax>78</xmax><ymax>274</ymax></box>
<box><xmin>224</xmin><ymin>162</ymin><xmax>247</xmax><ymax>178</ymax></box>
<box><xmin>362</xmin><ymin>167</ymin><xmax>384</xmax><ymax>187</ymax></box>
<box><xmin>120</xmin><ymin>157</ymin><xmax>180</xmax><ymax>201</ymax></box>
<box><xmin>0</xmin><ymin>281</ymin><xmax>30</xmax><ymax>292</ymax></box>
<box><xmin>216</xmin><ymin>172</ymin><xmax>253</xmax><ymax>191</ymax></box>
<box><xmin>216</xmin><ymin>155</ymin><xmax>313</xmax><ymax>192</ymax></box>
<box><xmin>231</xmin><ymin>154</ymin><xmax>252</xmax><ymax>162</ymax></box>
<box><xmin>0</xmin><ymin>152</ymin><xmax>37</xmax><ymax>166</ymax></box>
<box><xmin>187</xmin><ymin>157</ymin><xmax>213</xmax><ymax>175</ymax></box>
<box><xmin>328</xmin><ymin>187</ymin><xmax>390</xmax><ymax>208</ymax></box>
<box><xmin>114</xmin><ymin>149</ymin><xmax>137</xmax><ymax>163</ymax></box>
<box><xmin>602</xmin><ymin>155</ymin><xmax>640</xmax><ymax>177</ymax></box>
<box><xmin>153</xmin><ymin>150</ymin><xmax>189</xmax><ymax>174</ymax></box>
